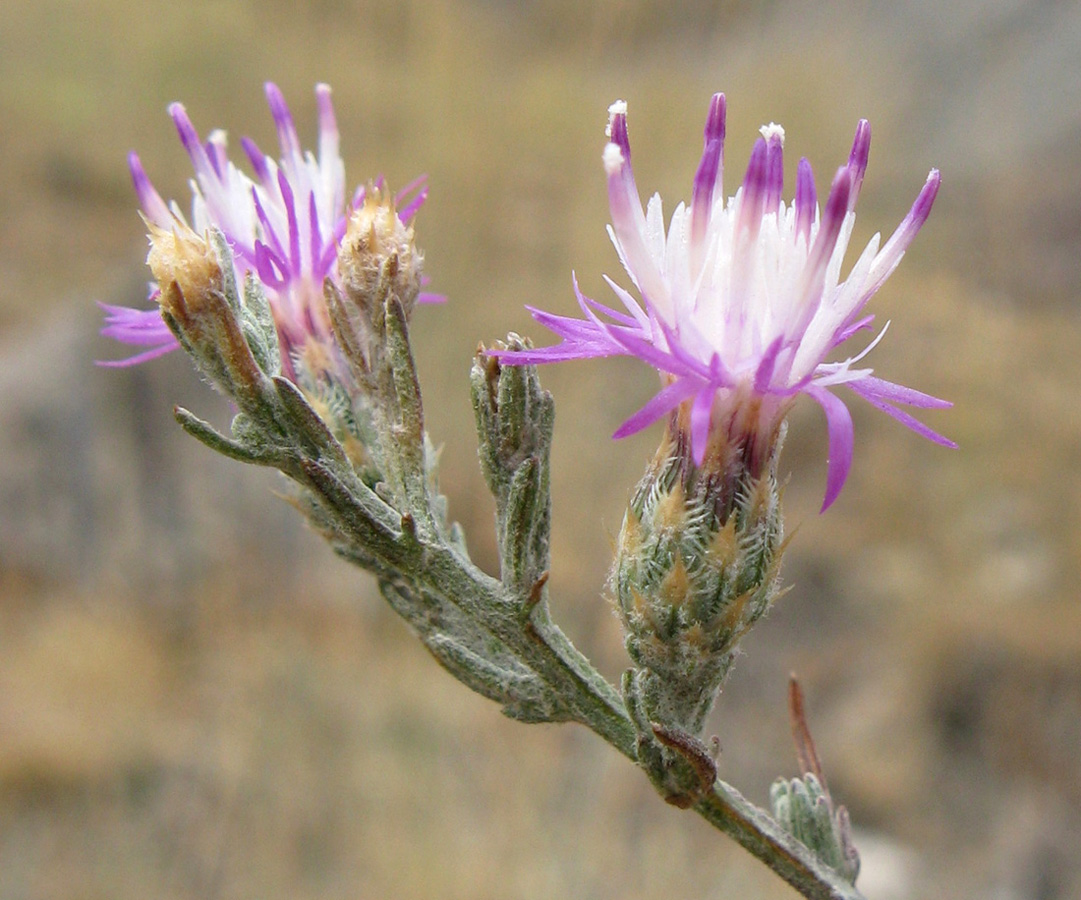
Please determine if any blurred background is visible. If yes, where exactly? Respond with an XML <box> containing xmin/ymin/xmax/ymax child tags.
<box><xmin>1</xmin><ymin>1</ymin><xmax>1079</xmax><ymax>898</ymax></box>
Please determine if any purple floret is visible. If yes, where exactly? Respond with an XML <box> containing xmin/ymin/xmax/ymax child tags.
<box><xmin>495</xmin><ymin>94</ymin><xmax>954</xmax><ymax>510</ymax></box>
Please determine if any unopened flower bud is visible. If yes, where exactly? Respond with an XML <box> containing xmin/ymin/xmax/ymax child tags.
<box><xmin>338</xmin><ymin>188</ymin><xmax>423</xmax><ymax>320</ymax></box>
<box><xmin>770</xmin><ymin>774</ymin><xmax>859</xmax><ymax>884</ymax></box>
<box><xmin>614</xmin><ymin>417</ymin><xmax>786</xmax><ymax>736</ymax></box>
<box><xmin>147</xmin><ymin>222</ymin><xmax>266</xmax><ymax>400</ymax></box>
<box><xmin>146</xmin><ymin>220</ymin><xmax>221</xmax><ymax>323</ymax></box>
<box><xmin>769</xmin><ymin>676</ymin><xmax>860</xmax><ymax>883</ymax></box>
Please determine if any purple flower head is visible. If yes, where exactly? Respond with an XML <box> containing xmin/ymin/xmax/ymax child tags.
<box><xmin>99</xmin><ymin>83</ymin><xmax>440</xmax><ymax>380</ymax></box>
<box><xmin>495</xmin><ymin>96</ymin><xmax>954</xmax><ymax>510</ymax></box>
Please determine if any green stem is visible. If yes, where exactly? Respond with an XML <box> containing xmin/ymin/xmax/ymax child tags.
<box><xmin>693</xmin><ymin>783</ymin><xmax>866</xmax><ymax>900</ymax></box>
<box><xmin>399</xmin><ymin>546</ymin><xmax>865</xmax><ymax>900</ymax></box>
<box><xmin>530</xmin><ymin>627</ymin><xmax>865</xmax><ymax>899</ymax></box>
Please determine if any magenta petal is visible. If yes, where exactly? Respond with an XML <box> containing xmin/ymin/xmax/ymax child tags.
<box><xmin>763</xmin><ymin>128</ymin><xmax>785</xmax><ymax>211</ymax></box>
<box><xmin>793</xmin><ymin>157</ymin><xmax>817</xmax><ymax>242</ymax></box>
<box><xmin>128</xmin><ymin>153</ymin><xmax>172</xmax><ymax>227</ymax></box>
<box><xmin>805</xmin><ymin>385</ymin><xmax>854</xmax><ymax>512</ymax></box>
<box><xmin>580</xmin><ymin>292</ymin><xmax>642</xmax><ymax>329</ymax></box>
<box><xmin>691</xmin><ymin>95</ymin><xmax>724</xmax><ymax>249</ymax></box>
<box><xmin>601</xmin><ymin>276</ymin><xmax>651</xmax><ymax>329</ymax></box>
<box><xmin>753</xmin><ymin>336</ymin><xmax>784</xmax><ymax>393</ymax></box>
<box><xmin>690</xmin><ymin>137</ymin><xmax>720</xmax><ymax>273</ymax></box>
<box><xmin>316</xmin><ymin>235</ymin><xmax>339</xmax><ymax>280</ymax></box>
<box><xmin>689</xmin><ymin>386</ymin><xmax>715</xmax><ymax>464</ymax></box>
<box><xmin>608</xmin><ymin>329</ymin><xmax>704</xmax><ymax>379</ymax></box>
<box><xmin>563</xmin><ymin>285</ymin><xmax>696</xmax><ymax>375</ymax></box>
<box><xmin>573</xmin><ymin>275</ymin><xmax>642</xmax><ymax>328</ymax></box>
<box><xmin>810</xmin><ymin>166</ymin><xmax>851</xmax><ymax>273</ymax></box>
<box><xmin>861</xmin><ymin>169</ymin><xmax>940</xmax><ymax>303</ymax></box>
<box><xmin>490</xmin><ymin>345</ymin><xmax>611</xmax><ymax>365</ymax></box>
<box><xmin>847</xmin><ymin>379</ymin><xmax>957</xmax><ymax>448</ymax></box>
<box><xmin>98</xmin><ymin>303</ymin><xmax>172</xmax><ymax>344</ymax></box>
<box><xmin>491</xmin><ymin>306</ymin><xmax>624</xmax><ymax>362</ymax></box>
<box><xmin>787</xmin><ymin>166</ymin><xmax>851</xmax><ymax>338</ymax></box>
<box><xmin>254</xmin><ymin>241</ymin><xmax>289</xmax><ymax>289</ymax></box>
<box><xmin>846</xmin><ymin>119</ymin><xmax>871</xmax><ymax>210</ymax></box>
<box><xmin>170</xmin><ymin>104</ymin><xmax>206</xmax><ymax>170</ymax></box>
<box><xmin>833</xmin><ymin>313</ymin><xmax>875</xmax><ymax>345</ymax></box>
<box><xmin>205</xmin><ymin>133</ymin><xmax>228</xmax><ymax>178</ymax></box>
<box><xmin>96</xmin><ymin>303</ymin><xmax>179</xmax><ymax>365</ymax></box>
<box><xmin>852</xmin><ymin>374</ymin><xmax>952</xmax><ymax>409</ymax></box>
<box><xmin>704</xmin><ymin>93</ymin><xmax>726</xmax><ymax>149</ymax></box>
<box><xmin>527</xmin><ymin>305</ymin><xmax>608</xmax><ymax>338</ymax></box>
<box><xmin>607</xmin><ymin>105</ymin><xmax>631</xmax><ymax>161</ymax></box>
<box><xmin>525</xmin><ymin>310</ymin><xmax>616</xmax><ymax>349</ymax></box>
<box><xmin>277</xmin><ymin>169</ymin><xmax>301</xmax><ymax>276</ymax></box>
<box><xmin>265</xmin><ymin>82</ymin><xmax>302</xmax><ymax>166</ymax></box>
<box><xmin>613</xmin><ymin>377</ymin><xmax>702</xmax><ymax>439</ymax></box>
<box><xmin>395</xmin><ymin>176</ymin><xmax>429</xmax><ymax>222</ymax></box>
<box><xmin>241</xmin><ymin>136</ymin><xmax>274</xmax><ymax>189</ymax></box>
<box><xmin>251</xmin><ymin>187</ymin><xmax>288</xmax><ymax>264</ymax></box>
<box><xmin>736</xmin><ymin>138</ymin><xmax>769</xmax><ymax>238</ymax></box>
<box><xmin>96</xmin><ymin>342</ymin><xmax>179</xmax><ymax>367</ymax></box>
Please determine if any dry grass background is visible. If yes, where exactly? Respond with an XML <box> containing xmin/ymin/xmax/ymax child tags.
<box><xmin>1</xmin><ymin>1</ymin><xmax>1080</xmax><ymax>898</ymax></box>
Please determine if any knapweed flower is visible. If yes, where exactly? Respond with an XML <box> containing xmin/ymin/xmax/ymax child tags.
<box><xmin>99</xmin><ymin>82</ymin><xmax>439</xmax><ymax>385</ymax></box>
<box><xmin>497</xmin><ymin>95</ymin><xmax>953</xmax><ymax>510</ymax></box>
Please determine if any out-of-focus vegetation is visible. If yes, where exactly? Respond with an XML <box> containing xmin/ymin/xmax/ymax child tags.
<box><xmin>2</xmin><ymin>1</ymin><xmax>1080</xmax><ymax>898</ymax></box>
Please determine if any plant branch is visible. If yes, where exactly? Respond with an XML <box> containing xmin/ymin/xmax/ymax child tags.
<box><xmin>166</xmin><ymin>278</ymin><xmax>866</xmax><ymax>899</ymax></box>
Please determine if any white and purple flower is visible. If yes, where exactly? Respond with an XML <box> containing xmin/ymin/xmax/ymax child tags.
<box><xmin>495</xmin><ymin>95</ymin><xmax>954</xmax><ymax>510</ymax></box>
<box><xmin>100</xmin><ymin>82</ymin><xmax>439</xmax><ymax>378</ymax></box>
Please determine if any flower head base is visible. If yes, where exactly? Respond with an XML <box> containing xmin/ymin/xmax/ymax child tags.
<box><xmin>496</xmin><ymin>95</ymin><xmax>954</xmax><ymax>510</ymax></box>
<box><xmin>99</xmin><ymin>82</ymin><xmax>439</xmax><ymax>392</ymax></box>
<box><xmin>617</xmin><ymin>422</ymin><xmax>786</xmax><ymax>739</ymax></box>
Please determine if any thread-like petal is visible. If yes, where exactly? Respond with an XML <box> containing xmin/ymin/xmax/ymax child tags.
<box><xmin>128</xmin><ymin>154</ymin><xmax>172</xmax><ymax>227</ymax></box>
<box><xmin>614</xmin><ymin>377</ymin><xmax>703</xmax><ymax>439</ymax></box>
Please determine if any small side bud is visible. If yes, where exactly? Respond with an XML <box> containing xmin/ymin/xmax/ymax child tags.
<box><xmin>471</xmin><ymin>336</ymin><xmax>554</xmax><ymax>597</ymax></box>
<box><xmin>770</xmin><ymin>774</ymin><xmax>859</xmax><ymax>884</ymax></box>
<box><xmin>770</xmin><ymin>677</ymin><xmax>860</xmax><ymax>884</ymax></box>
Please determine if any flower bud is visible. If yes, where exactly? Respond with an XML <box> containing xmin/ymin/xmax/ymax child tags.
<box><xmin>614</xmin><ymin>418</ymin><xmax>786</xmax><ymax>736</ymax></box>
<box><xmin>337</xmin><ymin>187</ymin><xmax>423</xmax><ymax>320</ymax></box>
<box><xmin>770</xmin><ymin>773</ymin><xmax>860</xmax><ymax>884</ymax></box>
<box><xmin>147</xmin><ymin>222</ymin><xmax>266</xmax><ymax>401</ymax></box>
<box><xmin>146</xmin><ymin>220</ymin><xmax>221</xmax><ymax>323</ymax></box>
